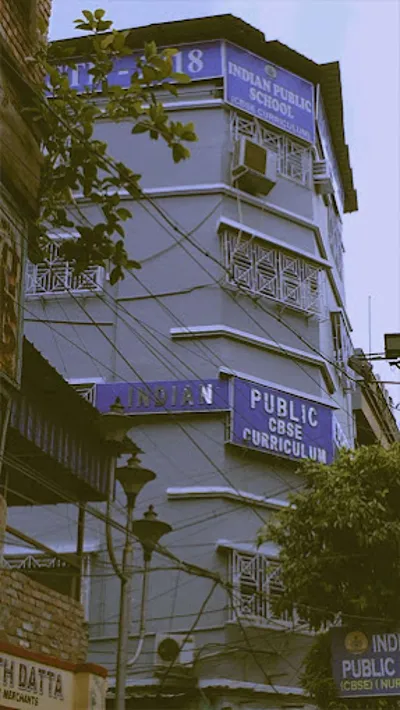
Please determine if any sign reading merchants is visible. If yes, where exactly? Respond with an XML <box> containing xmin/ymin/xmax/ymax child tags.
<box><xmin>0</xmin><ymin>652</ymin><xmax>73</xmax><ymax>709</ymax></box>
<box><xmin>332</xmin><ymin>628</ymin><xmax>400</xmax><ymax>698</ymax></box>
<box><xmin>230</xmin><ymin>378</ymin><xmax>334</xmax><ymax>463</ymax></box>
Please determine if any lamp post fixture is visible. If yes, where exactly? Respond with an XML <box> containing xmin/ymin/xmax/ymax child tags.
<box><xmin>101</xmin><ymin>398</ymin><xmax>172</xmax><ymax>709</ymax></box>
<box><xmin>109</xmin><ymin>457</ymin><xmax>172</xmax><ymax>710</ymax></box>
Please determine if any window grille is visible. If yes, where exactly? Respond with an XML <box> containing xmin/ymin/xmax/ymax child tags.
<box><xmin>230</xmin><ymin>551</ymin><xmax>292</xmax><ymax>626</ymax></box>
<box><xmin>26</xmin><ymin>239</ymin><xmax>103</xmax><ymax>296</ymax></box>
<box><xmin>222</xmin><ymin>229</ymin><xmax>325</xmax><ymax>317</ymax></box>
<box><xmin>230</xmin><ymin>112</ymin><xmax>312</xmax><ymax>188</ymax></box>
<box><xmin>3</xmin><ymin>552</ymin><xmax>91</xmax><ymax>619</ymax></box>
<box><xmin>328</xmin><ymin>206</ymin><xmax>344</xmax><ymax>279</ymax></box>
<box><xmin>71</xmin><ymin>383</ymin><xmax>97</xmax><ymax>405</ymax></box>
<box><xmin>330</xmin><ymin>311</ymin><xmax>354</xmax><ymax>390</ymax></box>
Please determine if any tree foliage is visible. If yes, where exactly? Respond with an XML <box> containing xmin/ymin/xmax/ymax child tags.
<box><xmin>258</xmin><ymin>444</ymin><xmax>400</xmax><ymax>708</ymax></box>
<box><xmin>30</xmin><ymin>8</ymin><xmax>197</xmax><ymax>284</ymax></box>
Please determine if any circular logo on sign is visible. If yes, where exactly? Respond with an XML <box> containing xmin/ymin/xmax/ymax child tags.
<box><xmin>264</xmin><ymin>64</ymin><xmax>277</xmax><ymax>79</ymax></box>
<box><xmin>344</xmin><ymin>631</ymin><xmax>369</xmax><ymax>654</ymax></box>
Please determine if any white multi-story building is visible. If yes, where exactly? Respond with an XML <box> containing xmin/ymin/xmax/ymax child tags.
<box><xmin>13</xmin><ymin>13</ymin><xmax>397</xmax><ymax>710</ymax></box>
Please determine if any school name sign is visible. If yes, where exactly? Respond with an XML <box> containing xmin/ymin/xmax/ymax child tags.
<box><xmin>332</xmin><ymin>629</ymin><xmax>400</xmax><ymax>698</ymax></box>
<box><xmin>56</xmin><ymin>40</ymin><xmax>315</xmax><ymax>144</ymax></box>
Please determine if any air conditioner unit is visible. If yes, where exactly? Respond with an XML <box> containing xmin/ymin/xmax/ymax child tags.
<box><xmin>154</xmin><ymin>633</ymin><xmax>195</xmax><ymax>670</ymax></box>
<box><xmin>313</xmin><ymin>159</ymin><xmax>334</xmax><ymax>195</ymax></box>
<box><xmin>232</xmin><ymin>136</ymin><xmax>277</xmax><ymax>195</ymax></box>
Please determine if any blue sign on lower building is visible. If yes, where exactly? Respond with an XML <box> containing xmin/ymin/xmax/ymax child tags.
<box><xmin>230</xmin><ymin>378</ymin><xmax>333</xmax><ymax>463</ymax></box>
<box><xmin>95</xmin><ymin>379</ymin><xmax>230</xmax><ymax>415</ymax></box>
<box><xmin>225</xmin><ymin>42</ymin><xmax>315</xmax><ymax>144</ymax></box>
<box><xmin>332</xmin><ymin>628</ymin><xmax>400</xmax><ymax>698</ymax></box>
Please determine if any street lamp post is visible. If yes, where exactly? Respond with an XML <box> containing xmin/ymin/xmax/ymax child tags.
<box><xmin>100</xmin><ymin>399</ymin><xmax>173</xmax><ymax>709</ymax></box>
<box><xmin>107</xmin><ymin>457</ymin><xmax>172</xmax><ymax>710</ymax></box>
<box><xmin>113</xmin><ymin>457</ymin><xmax>155</xmax><ymax>710</ymax></box>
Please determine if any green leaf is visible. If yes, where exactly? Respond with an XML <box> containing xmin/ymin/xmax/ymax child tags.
<box><xmin>82</xmin><ymin>9</ymin><xmax>94</xmax><ymax>22</ymax></box>
<box><xmin>116</xmin><ymin>208</ymin><xmax>132</xmax><ymax>221</ymax></box>
<box><xmin>170</xmin><ymin>72</ymin><xmax>192</xmax><ymax>84</ymax></box>
<box><xmin>126</xmin><ymin>259</ymin><xmax>142</xmax><ymax>270</ymax></box>
<box><xmin>73</xmin><ymin>22</ymin><xmax>92</xmax><ymax>31</ymax></box>
<box><xmin>142</xmin><ymin>65</ymin><xmax>158</xmax><ymax>84</ymax></box>
<box><xmin>109</xmin><ymin>266</ymin><xmax>123</xmax><ymax>285</ymax></box>
<box><xmin>94</xmin><ymin>8</ymin><xmax>105</xmax><ymax>19</ymax></box>
<box><xmin>101</xmin><ymin>34</ymin><xmax>115</xmax><ymax>49</ymax></box>
<box><xmin>144</xmin><ymin>41</ymin><xmax>157</xmax><ymax>60</ymax></box>
<box><xmin>163</xmin><ymin>48</ymin><xmax>178</xmax><ymax>57</ymax></box>
<box><xmin>161</xmin><ymin>82</ymin><xmax>178</xmax><ymax>97</ymax></box>
<box><xmin>181</xmin><ymin>130</ymin><xmax>197</xmax><ymax>142</ymax></box>
<box><xmin>97</xmin><ymin>20</ymin><xmax>113</xmax><ymax>31</ymax></box>
<box><xmin>131</xmin><ymin>122</ymin><xmax>149</xmax><ymax>134</ymax></box>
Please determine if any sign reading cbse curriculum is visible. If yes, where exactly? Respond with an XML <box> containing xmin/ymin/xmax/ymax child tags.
<box><xmin>225</xmin><ymin>43</ymin><xmax>315</xmax><ymax>144</ymax></box>
<box><xmin>230</xmin><ymin>378</ymin><xmax>333</xmax><ymax>463</ymax></box>
<box><xmin>332</xmin><ymin>629</ymin><xmax>400</xmax><ymax>698</ymax></box>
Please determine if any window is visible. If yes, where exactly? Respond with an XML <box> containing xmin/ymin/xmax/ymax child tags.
<box><xmin>222</xmin><ymin>228</ymin><xmax>325</xmax><ymax>317</ymax></box>
<box><xmin>26</xmin><ymin>238</ymin><xmax>103</xmax><ymax>296</ymax></box>
<box><xmin>230</xmin><ymin>551</ymin><xmax>291</xmax><ymax>626</ymax></box>
<box><xmin>230</xmin><ymin>112</ymin><xmax>312</xmax><ymax>188</ymax></box>
<box><xmin>330</xmin><ymin>311</ymin><xmax>354</xmax><ymax>390</ymax></box>
<box><xmin>328</xmin><ymin>204</ymin><xmax>344</xmax><ymax>279</ymax></box>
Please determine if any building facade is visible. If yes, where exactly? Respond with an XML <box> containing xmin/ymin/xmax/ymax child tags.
<box><xmin>14</xmin><ymin>12</ymin><xmax>393</xmax><ymax>709</ymax></box>
<box><xmin>1</xmin><ymin>3</ymin><xmax>111</xmax><ymax>706</ymax></box>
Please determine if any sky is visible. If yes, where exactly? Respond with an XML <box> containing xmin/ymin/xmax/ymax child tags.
<box><xmin>49</xmin><ymin>0</ymin><xmax>400</xmax><ymax>404</ymax></box>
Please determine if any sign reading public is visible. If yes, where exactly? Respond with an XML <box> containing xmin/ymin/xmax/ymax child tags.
<box><xmin>230</xmin><ymin>378</ymin><xmax>333</xmax><ymax>463</ymax></box>
<box><xmin>225</xmin><ymin>42</ymin><xmax>315</xmax><ymax>144</ymax></box>
<box><xmin>95</xmin><ymin>379</ymin><xmax>230</xmax><ymax>415</ymax></box>
<box><xmin>332</xmin><ymin>628</ymin><xmax>400</xmax><ymax>698</ymax></box>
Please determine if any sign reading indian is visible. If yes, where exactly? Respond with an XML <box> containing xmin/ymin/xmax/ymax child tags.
<box><xmin>332</xmin><ymin>629</ymin><xmax>400</xmax><ymax>698</ymax></box>
<box><xmin>95</xmin><ymin>379</ymin><xmax>230</xmax><ymax>415</ymax></box>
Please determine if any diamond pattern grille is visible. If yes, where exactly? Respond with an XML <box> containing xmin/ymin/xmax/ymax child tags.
<box><xmin>230</xmin><ymin>551</ymin><xmax>291</xmax><ymax>625</ymax></box>
<box><xmin>230</xmin><ymin>112</ymin><xmax>312</xmax><ymax>187</ymax></box>
<box><xmin>222</xmin><ymin>229</ymin><xmax>325</xmax><ymax>317</ymax></box>
<box><xmin>26</xmin><ymin>240</ymin><xmax>103</xmax><ymax>296</ymax></box>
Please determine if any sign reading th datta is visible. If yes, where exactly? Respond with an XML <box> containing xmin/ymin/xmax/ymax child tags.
<box><xmin>0</xmin><ymin>652</ymin><xmax>73</xmax><ymax>709</ymax></box>
<box><xmin>0</xmin><ymin>645</ymin><xmax>107</xmax><ymax>709</ymax></box>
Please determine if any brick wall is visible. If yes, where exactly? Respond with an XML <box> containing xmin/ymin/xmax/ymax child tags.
<box><xmin>0</xmin><ymin>0</ymin><xmax>53</xmax><ymax>215</ymax></box>
<box><xmin>0</xmin><ymin>0</ymin><xmax>52</xmax><ymax>82</ymax></box>
<box><xmin>0</xmin><ymin>569</ymin><xmax>88</xmax><ymax>664</ymax></box>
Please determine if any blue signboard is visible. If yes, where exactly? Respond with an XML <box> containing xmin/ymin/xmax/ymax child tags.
<box><xmin>225</xmin><ymin>42</ymin><xmax>315</xmax><ymax>144</ymax></box>
<box><xmin>61</xmin><ymin>41</ymin><xmax>223</xmax><ymax>93</ymax></box>
<box><xmin>230</xmin><ymin>378</ymin><xmax>333</xmax><ymax>463</ymax></box>
<box><xmin>53</xmin><ymin>39</ymin><xmax>316</xmax><ymax>144</ymax></box>
<box><xmin>95</xmin><ymin>378</ymin><xmax>230</xmax><ymax>415</ymax></box>
<box><xmin>332</xmin><ymin>628</ymin><xmax>400</xmax><ymax>698</ymax></box>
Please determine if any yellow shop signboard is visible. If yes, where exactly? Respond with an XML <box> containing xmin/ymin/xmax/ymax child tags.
<box><xmin>0</xmin><ymin>645</ymin><xmax>107</xmax><ymax>710</ymax></box>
